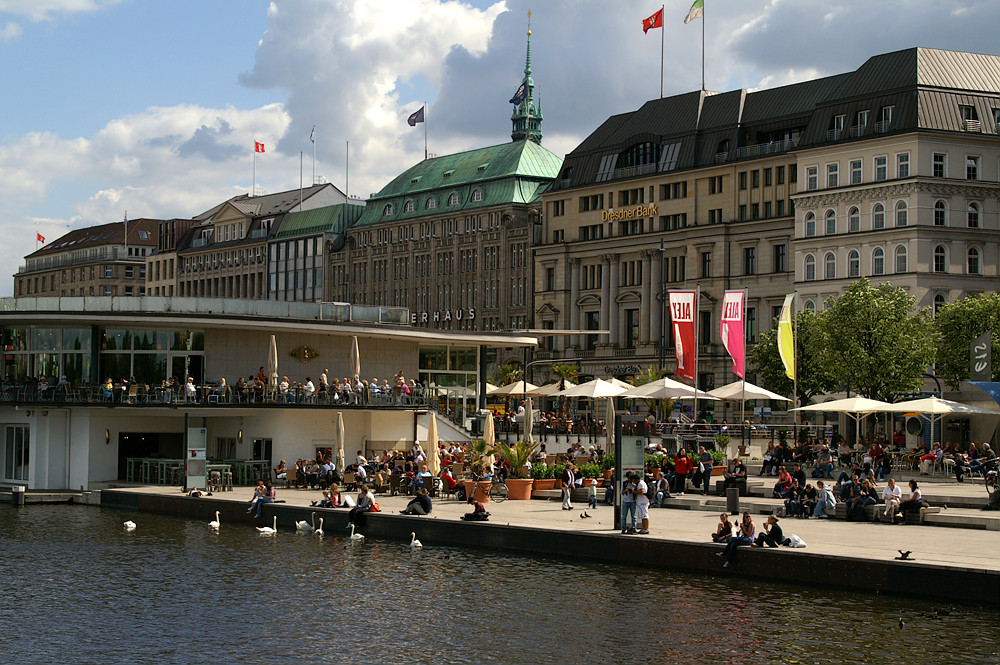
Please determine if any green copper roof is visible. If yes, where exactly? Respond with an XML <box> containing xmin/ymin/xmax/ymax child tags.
<box><xmin>356</xmin><ymin>139</ymin><xmax>561</xmax><ymax>227</ymax></box>
<box><xmin>274</xmin><ymin>203</ymin><xmax>365</xmax><ymax>239</ymax></box>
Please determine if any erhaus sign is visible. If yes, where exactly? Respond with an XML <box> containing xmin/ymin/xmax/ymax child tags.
<box><xmin>602</xmin><ymin>204</ymin><xmax>657</xmax><ymax>222</ymax></box>
<box><xmin>411</xmin><ymin>308</ymin><xmax>476</xmax><ymax>325</ymax></box>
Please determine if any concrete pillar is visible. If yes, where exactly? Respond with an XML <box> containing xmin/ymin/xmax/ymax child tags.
<box><xmin>640</xmin><ymin>250</ymin><xmax>653</xmax><ymax>344</ymax></box>
<box><xmin>569</xmin><ymin>258</ymin><xmax>581</xmax><ymax>348</ymax></box>
<box><xmin>607</xmin><ymin>254</ymin><xmax>620</xmax><ymax>346</ymax></box>
<box><xmin>600</xmin><ymin>256</ymin><xmax>611</xmax><ymax>344</ymax></box>
<box><xmin>650</xmin><ymin>252</ymin><xmax>662</xmax><ymax>353</ymax></box>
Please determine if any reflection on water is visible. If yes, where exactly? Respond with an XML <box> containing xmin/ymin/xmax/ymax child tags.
<box><xmin>1</xmin><ymin>506</ymin><xmax>998</xmax><ymax>664</ymax></box>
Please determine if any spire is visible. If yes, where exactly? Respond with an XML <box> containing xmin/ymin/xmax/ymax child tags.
<box><xmin>511</xmin><ymin>9</ymin><xmax>543</xmax><ymax>144</ymax></box>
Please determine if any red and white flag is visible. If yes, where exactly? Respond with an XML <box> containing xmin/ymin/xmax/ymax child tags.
<box><xmin>668</xmin><ymin>290</ymin><xmax>697</xmax><ymax>381</ymax></box>
<box><xmin>642</xmin><ymin>7</ymin><xmax>663</xmax><ymax>33</ymax></box>
<box><xmin>36</xmin><ymin>232</ymin><xmax>45</xmax><ymax>243</ymax></box>
<box><xmin>720</xmin><ymin>290</ymin><xmax>746</xmax><ymax>379</ymax></box>
<box><xmin>254</xmin><ymin>141</ymin><xmax>265</xmax><ymax>153</ymax></box>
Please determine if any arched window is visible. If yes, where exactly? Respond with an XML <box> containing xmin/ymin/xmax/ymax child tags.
<box><xmin>471</xmin><ymin>189</ymin><xmax>483</xmax><ymax>202</ymax></box>
<box><xmin>895</xmin><ymin>200</ymin><xmax>908</xmax><ymax>227</ymax></box>
<box><xmin>825</xmin><ymin>209</ymin><xmax>836</xmax><ymax>235</ymax></box>
<box><xmin>403</xmin><ymin>200</ymin><xmax>415</xmax><ymax>213</ymax></box>
<box><xmin>426</xmin><ymin>197</ymin><xmax>437</xmax><ymax>209</ymax></box>
<box><xmin>873</xmin><ymin>248</ymin><xmax>885</xmax><ymax>275</ymax></box>
<box><xmin>804</xmin><ymin>212</ymin><xmax>816</xmax><ymax>237</ymax></box>
<box><xmin>824</xmin><ymin>252</ymin><xmax>836</xmax><ymax>279</ymax></box>
<box><xmin>968</xmin><ymin>247</ymin><xmax>981</xmax><ymax>274</ymax></box>
<box><xmin>934</xmin><ymin>293</ymin><xmax>947</xmax><ymax>316</ymax></box>
<box><xmin>933</xmin><ymin>245</ymin><xmax>947</xmax><ymax>273</ymax></box>
<box><xmin>447</xmin><ymin>193</ymin><xmax>460</xmax><ymax>206</ymax></box>
<box><xmin>804</xmin><ymin>254</ymin><xmax>816</xmax><ymax>281</ymax></box>
<box><xmin>848</xmin><ymin>250</ymin><xmax>860</xmax><ymax>277</ymax></box>
<box><xmin>968</xmin><ymin>202</ymin><xmax>980</xmax><ymax>228</ymax></box>
<box><xmin>894</xmin><ymin>245</ymin><xmax>908</xmax><ymax>273</ymax></box>
<box><xmin>804</xmin><ymin>300</ymin><xmax>816</xmax><ymax>312</ymax></box>
<box><xmin>848</xmin><ymin>207</ymin><xmax>860</xmax><ymax>233</ymax></box>
<box><xmin>616</xmin><ymin>141</ymin><xmax>662</xmax><ymax>169</ymax></box>
<box><xmin>382</xmin><ymin>203</ymin><xmax>394</xmax><ymax>216</ymax></box>
<box><xmin>873</xmin><ymin>203</ymin><xmax>885</xmax><ymax>229</ymax></box>
<box><xmin>933</xmin><ymin>200</ymin><xmax>946</xmax><ymax>226</ymax></box>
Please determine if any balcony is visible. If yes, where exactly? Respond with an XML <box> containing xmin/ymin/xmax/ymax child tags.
<box><xmin>873</xmin><ymin>120</ymin><xmax>891</xmax><ymax>133</ymax></box>
<box><xmin>963</xmin><ymin>119</ymin><xmax>982</xmax><ymax>132</ymax></box>
<box><xmin>20</xmin><ymin>252</ymin><xmax>146</xmax><ymax>274</ymax></box>
<box><xmin>826</xmin><ymin>129</ymin><xmax>843</xmax><ymax>141</ymax></box>
<box><xmin>734</xmin><ymin>136</ymin><xmax>798</xmax><ymax>160</ymax></box>
<box><xmin>611</xmin><ymin>162</ymin><xmax>658</xmax><ymax>180</ymax></box>
<box><xmin>848</xmin><ymin>124</ymin><xmax>866</xmax><ymax>138</ymax></box>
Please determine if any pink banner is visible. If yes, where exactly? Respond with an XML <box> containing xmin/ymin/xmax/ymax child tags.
<box><xmin>720</xmin><ymin>290</ymin><xmax>745</xmax><ymax>379</ymax></box>
<box><xmin>668</xmin><ymin>290</ymin><xmax>697</xmax><ymax>381</ymax></box>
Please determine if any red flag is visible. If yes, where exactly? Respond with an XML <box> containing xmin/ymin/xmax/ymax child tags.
<box><xmin>642</xmin><ymin>7</ymin><xmax>663</xmax><ymax>33</ymax></box>
<box><xmin>668</xmin><ymin>290</ymin><xmax>697</xmax><ymax>381</ymax></box>
<box><xmin>254</xmin><ymin>141</ymin><xmax>265</xmax><ymax>153</ymax></box>
<box><xmin>720</xmin><ymin>290</ymin><xmax>746</xmax><ymax>379</ymax></box>
<box><xmin>37</xmin><ymin>232</ymin><xmax>45</xmax><ymax>243</ymax></box>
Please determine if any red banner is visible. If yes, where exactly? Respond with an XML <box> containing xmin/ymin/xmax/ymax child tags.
<box><xmin>720</xmin><ymin>290</ymin><xmax>746</xmax><ymax>379</ymax></box>
<box><xmin>668</xmin><ymin>290</ymin><xmax>697</xmax><ymax>381</ymax></box>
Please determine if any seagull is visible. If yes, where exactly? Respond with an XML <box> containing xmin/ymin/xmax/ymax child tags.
<box><xmin>123</xmin><ymin>520</ymin><xmax>136</xmax><ymax>531</ymax></box>
<box><xmin>349</xmin><ymin>524</ymin><xmax>364</xmax><ymax>542</ymax></box>
<box><xmin>409</xmin><ymin>532</ymin><xmax>423</xmax><ymax>549</ymax></box>
<box><xmin>208</xmin><ymin>511</ymin><xmax>220</xmax><ymax>530</ymax></box>
<box><xmin>895</xmin><ymin>550</ymin><xmax>913</xmax><ymax>560</ymax></box>
<box><xmin>314</xmin><ymin>518</ymin><xmax>324</xmax><ymax>537</ymax></box>
<box><xmin>295</xmin><ymin>512</ymin><xmax>316</xmax><ymax>533</ymax></box>
<box><xmin>257</xmin><ymin>515</ymin><xmax>277</xmax><ymax>535</ymax></box>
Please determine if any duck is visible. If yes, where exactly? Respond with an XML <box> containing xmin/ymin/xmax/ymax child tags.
<box><xmin>295</xmin><ymin>512</ymin><xmax>316</xmax><ymax>533</ymax></box>
<box><xmin>409</xmin><ymin>532</ymin><xmax>423</xmax><ymax>549</ymax></box>
<box><xmin>257</xmin><ymin>515</ymin><xmax>277</xmax><ymax>535</ymax></box>
<box><xmin>349</xmin><ymin>523</ymin><xmax>364</xmax><ymax>542</ymax></box>
<box><xmin>123</xmin><ymin>520</ymin><xmax>136</xmax><ymax>531</ymax></box>
<box><xmin>314</xmin><ymin>517</ymin><xmax>324</xmax><ymax>537</ymax></box>
<box><xmin>208</xmin><ymin>511</ymin><xmax>221</xmax><ymax>530</ymax></box>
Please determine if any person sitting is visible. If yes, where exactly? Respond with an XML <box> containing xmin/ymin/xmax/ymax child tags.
<box><xmin>720</xmin><ymin>458</ymin><xmax>747</xmax><ymax>496</ymax></box>
<box><xmin>894</xmin><ymin>479</ymin><xmax>922</xmax><ymax>524</ymax></box>
<box><xmin>347</xmin><ymin>484</ymin><xmax>374</xmax><ymax>527</ymax></box>
<box><xmin>881</xmin><ymin>477</ymin><xmax>902</xmax><ymax>519</ymax></box>
<box><xmin>252</xmin><ymin>482</ymin><xmax>276</xmax><ymax>518</ymax></box>
<box><xmin>279</xmin><ymin>376</ymin><xmax>294</xmax><ymax>402</ymax></box>
<box><xmin>302</xmin><ymin>377</ymin><xmax>316</xmax><ymax>401</ymax></box>
<box><xmin>460</xmin><ymin>495</ymin><xmax>489</xmax><ymax>521</ymax></box>
<box><xmin>413</xmin><ymin>463</ymin><xmax>433</xmax><ymax>493</ymax></box>
<box><xmin>810</xmin><ymin>480</ymin><xmax>836</xmax><ymax>519</ymax></box>
<box><xmin>184</xmin><ymin>377</ymin><xmax>198</xmax><ymax>402</ymax></box>
<box><xmin>760</xmin><ymin>444</ymin><xmax>777</xmax><ymax>476</ymax></box>
<box><xmin>752</xmin><ymin>514</ymin><xmax>784</xmax><ymax>548</ymax></box>
<box><xmin>274</xmin><ymin>459</ymin><xmax>287</xmax><ymax>481</ymax></box>
<box><xmin>718</xmin><ymin>512</ymin><xmax>755</xmax><ymax>567</ymax></box>
<box><xmin>654</xmin><ymin>475</ymin><xmax>671</xmax><ymax>507</ymax></box>
<box><xmin>440</xmin><ymin>467</ymin><xmax>459</xmax><ymax>493</ymax></box>
<box><xmin>400</xmin><ymin>488</ymin><xmax>433</xmax><ymax>515</ymax></box>
<box><xmin>783</xmin><ymin>478</ymin><xmax>804</xmax><ymax>517</ymax></box>
<box><xmin>812</xmin><ymin>447</ymin><xmax>834</xmax><ymax>479</ymax></box>
<box><xmin>919</xmin><ymin>443</ymin><xmax>943</xmax><ymax>475</ymax></box>
<box><xmin>711</xmin><ymin>512</ymin><xmax>733</xmax><ymax>543</ymax></box>
<box><xmin>799</xmin><ymin>483</ymin><xmax>817</xmax><ymax>518</ymax></box>
<box><xmin>847</xmin><ymin>478</ymin><xmax>878</xmax><ymax>521</ymax></box>
<box><xmin>840</xmin><ymin>474</ymin><xmax>862</xmax><ymax>503</ymax></box>
<box><xmin>772</xmin><ymin>465</ymin><xmax>792</xmax><ymax>498</ymax></box>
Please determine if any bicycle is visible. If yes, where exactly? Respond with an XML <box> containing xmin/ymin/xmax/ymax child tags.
<box><xmin>484</xmin><ymin>475</ymin><xmax>508</xmax><ymax>502</ymax></box>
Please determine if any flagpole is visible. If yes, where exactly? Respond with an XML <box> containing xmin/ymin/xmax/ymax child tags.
<box><xmin>252</xmin><ymin>144</ymin><xmax>257</xmax><ymax>197</ymax></box>
<box><xmin>423</xmin><ymin>102</ymin><xmax>428</xmax><ymax>160</ymax></box>
<box><xmin>693</xmin><ymin>284</ymin><xmax>700</xmax><ymax>425</ymax></box>
<box><xmin>311</xmin><ymin>126</ymin><xmax>316</xmax><ymax>185</ymax></box>
<box><xmin>346</xmin><ymin>140</ymin><xmax>350</xmax><ymax>199</ymax></box>
<box><xmin>123</xmin><ymin>211</ymin><xmax>128</xmax><ymax>260</ymax></box>
<box><xmin>660</xmin><ymin>4</ymin><xmax>664</xmax><ymax>98</ymax></box>
<box><xmin>792</xmin><ymin>293</ymin><xmax>799</xmax><ymax>427</ymax></box>
<box><xmin>299</xmin><ymin>151</ymin><xmax>304</xmax><ymax>213</ymax></box>
<box><xmin>741</xmin><ymin>288</ymin><xmax>748</xmax><ymax>427</ymax></box>
<box><xmin>701</xmin><ymin>1</ymin><xmax>706</xmax><ymax>91</ymax></box>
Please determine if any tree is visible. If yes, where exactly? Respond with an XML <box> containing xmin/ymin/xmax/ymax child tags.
<box><xmin>749</xmin><ymin>308</ymin><xmax>836</xmax><ymax>406</ymax></box>
<box><xmin>492</xmin><ymin>363</ymin><xmax>522</xmax><ymax>417</ymax></box>
<box><xmin>934</xmin><ymin>292</ymin><xmax>1000</xmax><ymax>389</ymax></box>
<box><xmin>549</xmin><ymin>363</ymin><xmax>579</xmax><ymax>422</ymax></box>
<box><xmin>821</xmin><ymin>278</ymin><xmax>937</xmax><ymax>402</ymax></box>
<box><xmin>628</xmin><ymin>366</ymin><xmax>678</xmax><ymax>421</ymax></box>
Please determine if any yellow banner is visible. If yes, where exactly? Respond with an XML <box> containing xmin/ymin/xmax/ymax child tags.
<box><xmin>778</xmin><ymin>293</ymin><xmax>795</xmax><ymax>381</ymax></box>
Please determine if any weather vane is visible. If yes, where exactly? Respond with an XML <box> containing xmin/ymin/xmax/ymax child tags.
<box><xmin>527</xmin><ymin>9</ymin><xmax>531</xmax><ymax>36</ymax></box>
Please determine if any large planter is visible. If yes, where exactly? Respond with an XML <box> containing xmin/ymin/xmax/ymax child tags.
<box><xmin>711</xmin><ymin>466</ymin><xmax>726</xmax><ymax>476</ymax></box>
<box><xmin>532</xmin><ymin>479</ymin><xmax>559</xmax><ymax>491</ymax></box>
<box><xmin>505</xmin><ymin>478</ymin><xmax>534</xmax><ymax>500</ymax></box>
<box><xmin>462</xmin><ymin>480</ymin><xmax>491</xmax><ymax>502</ymax></box>
<box><xmin>602</xmin><ymin>469</ymin><xmax>613</xmax><ymax>480</ymax></box>
<box><xmin>581</xmin><ymin>478</ymin><xmax>602</xmax><ymax>487</ymax></box>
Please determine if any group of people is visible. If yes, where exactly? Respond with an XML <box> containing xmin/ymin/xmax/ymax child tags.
<box><xmin>715</xmin><ymin>512</ymin><xmax>787</xmax><ymax>567</ymax></box>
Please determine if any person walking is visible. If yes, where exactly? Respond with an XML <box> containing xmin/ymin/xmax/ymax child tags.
<box><xmin>698</xmin><ymin>446</ymin><xmax>714</xmax><ymax>495</ymax></box>
<box><xmin>561</xmin><ymin>462</ymin><xmax>576</xmax><ymax>510</ymax></box>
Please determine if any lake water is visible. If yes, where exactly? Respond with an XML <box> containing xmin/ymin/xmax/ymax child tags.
<box><xmin>1</xmin><ymin>505</ymin><xmax>998</xmax><ymax>664</ymax></box>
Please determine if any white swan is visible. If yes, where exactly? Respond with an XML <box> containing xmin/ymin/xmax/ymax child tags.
<box><xmin>123</xmin><ymin>520</ymin><xmax>136</xmax><ymax>531</ymax></box>
<box><xmin>314</xmin><ymin>517</ymin><xmax>324</xmax><ymax>537</ymax></box>
<box><xmin>409</xmin><ymin>532</ymin><xmax>423</xmax><ymax>549</ymax></box>
<box><xmin>349</xmin><ymin>523</ymin><xmax>364</xmax><ymax>542</ymax></box>
<box><xmin>257</xmin><ymin>515</ymin><xmax>277</xmax><ymax>535</ymax></box>
<box><xmin>208</xmin><ymin>511</ymin><xmax>220</xmax><ymax>530</ymax></box>
<box><xmin>295</xmin><ymin>511</ymin><xmax>316</xmax><ymax>533</ymax></box>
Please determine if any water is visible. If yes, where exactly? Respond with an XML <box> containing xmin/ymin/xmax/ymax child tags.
<box><xmin>1</xmin><ymin>505</ymin><xmax>997</xmax><ymax>665</ymax></box>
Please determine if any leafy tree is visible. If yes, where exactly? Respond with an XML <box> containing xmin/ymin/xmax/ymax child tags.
<box><xmin>821</xmin><ymin>278</ymin><xmax>936</xmax><ymax>402</ymax></box>
<box><xmin>628</xmin><ymin>366</ymin><xmax>678</xmax><ymax>421</ymax></box>
<box><xmin>549</xmin><ymin>362</ymin><xmax>579</xmax><ymax>421</ymax></box>
<box><xmin>492</xmin><ymin>363</ymin><xmax>522</xmax><ymax>417</ymax></box>
<box><xmin>934</xmin><ymin>292</ymin><xmax>1000</xmax><ymax>389</ymax></box>
<box><xmin>749</xmin><ymin>308</ymin><xmax>836</xmax><ymax>406</ymax></box>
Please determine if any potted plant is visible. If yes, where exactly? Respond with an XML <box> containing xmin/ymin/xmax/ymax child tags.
<box><xmin>490</xmin><ymin>440</ymin><xmax>538</xmax><ymax>499</ymax></box>
<box><xmin>578</xmin><ymin>461</ymin><xmax>602</xmax><ymax>487</ymax></box>
<box><xmin>530</xmin><ymin>461</ymin><xmax>559</xmax><ymax>491</ymax></box>
<box><xmin>711</xmin><ymin>448</ymin><xmax>727</xmax><ymax>475</ymax></box>
<box><xmin>600</xmin><ymin>451</ymin><xmax>615</xmax><ymax>480</ymax></box>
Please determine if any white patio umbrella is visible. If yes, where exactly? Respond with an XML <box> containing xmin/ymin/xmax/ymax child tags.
<box><xmin>335</xmin><ymin>412</ymin><xmax>346</xmax><ymax>474</ymax></box>
<box><xmin>555</xmin><ymin>378</ymin><xmax>628</xmax><ymax>398</ymax></box>
<box><xmin>426</xmin><ymin>413</ymin><xmax>440</xmax><ymax>475</ymax></box>
<box><xmin>792</xmin><ymin>396</ymin><xmax>895</xmax><ymax>440</ymax></box>
<box><xmin>882</xmin><ymin>397</ymin><xmax>998</xmax><ymax>443</ymax></box>
<box><xmin>708</xmin><ymin>380</ymin><xmax>791</xmax><ymax>402</ymax></box>
<box><xmin>606</xmin><ymin>377</ymin><xmax>634</xmax><ymax>390</ymax></box>
<box><xmin>267</xmin><ymin>334</ymin><xmax>278</xmax><ymax>397</ymax></box>
<box><xmin>485</xmin><ymin>382</ymin><xmax>500</xmax><ymax>395</ymax></box>
<box><xmin>526</xmin><ymin>381</ymin><xmax>576</xmax><ymax>396</ymax></box>
<box><xmin>619</xmin><ymin>377</ymin><xmax>717</xmax><ymax>400</ymax></box>
<box><xmin>523</xmin><ymin>397</ymin><xmax>534</xmax><ymax>444</ymax></box>
<box><xmin>491</xmin><ymin>380</ymin><xmax>539</xmax><ymax>395</ymax></box>
<box><xmin>350</xmin><ymin>336</ymin><xmax>361</xmax><ymax>384</ymax></box>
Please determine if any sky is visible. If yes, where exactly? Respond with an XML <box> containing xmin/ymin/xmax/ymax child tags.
<box><xmin>2</xmin><ymin>0</ymin><xmax>1000</xmax><ymax>295</ymax></box>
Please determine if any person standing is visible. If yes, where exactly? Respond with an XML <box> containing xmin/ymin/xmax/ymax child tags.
<box><xmin>561</xmin><ymin>463</ymin><xmax>576</xmax><ymax>510</ymax></box>
<box><xmin>621</xmin><ymin>472</ymin><xmax>639</xmax><ymax>534</ymax></box>
<box><xmin>635</xmin><ymin>472</ymin><xmax>650</xmax><ymax>534</ymax></box>
<box><xmin>673</xmin><ymin>448</ymin><xmax>691</xmax><ymax>495</ymax></box>
<box><xmin>698</xmin><ymin>446</ymin><xmax>714</xmax><ymax>495</ymax></box>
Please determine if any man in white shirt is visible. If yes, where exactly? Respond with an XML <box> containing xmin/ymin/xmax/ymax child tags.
<box><xmin>303</xmin><ymin>378</ymin><xmax>315</xmax><ymax>401</ymax></box>
<box><xmin>356</xmin><ymin>450</ymin><xmax>367</xmax><ymax>466</ymax></box>
<box><xmin>635</xmin><ymin>474</ymin><xmax>650</xmax><ymax>534</ymax></box>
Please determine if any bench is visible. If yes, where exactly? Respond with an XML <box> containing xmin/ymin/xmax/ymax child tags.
<box><xmin>834</xmin><ymin>501</ymin><xmax>880</xmax><ymax>521</ymax></box>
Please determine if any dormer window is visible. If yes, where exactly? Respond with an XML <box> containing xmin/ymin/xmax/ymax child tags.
<box><xmin>471</xmin><ymin>189</ymin><xmax>483</xmax><ymax>202</ymax></box>
<box><xmin>447</xmin><ymin>193</ymin><xmax>459</xmax><ymax>206</ymax></box>
<box><xmin>443</xmin><ymin>170</ymin><xmax>454</xmax><ymax>179</ymax></box>
<box><xmin>382</xmin><ymin>203</ymin><xmax>394</xmax><ymax>216</ymax></box>
<box><xmin>403</xmin><ymin>200</ymin><xmax>415</xmax><ymax>213</ymax></box>
<box><xmin>426</xmin><ymin>197</ymin><xmax>437</xmax><ymax>210</ymax></box>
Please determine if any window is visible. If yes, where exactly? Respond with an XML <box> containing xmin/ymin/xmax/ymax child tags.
<box><xmin>933</xmin><ymin>245</ymin><xmax>947</xmax><ymax>273</ymax></box>
<box><xmin>804</xmin><ymin>212</ymin><xmax>816</xmax><ymax>237</ymax></box>
<box><xmin>403</xmin><ymin>200</ymin><xmax>415</xmax><ymax>212</ymax></box>
<box><xmin>700</xmin><ymin>311</ymin><xmax>712</xmax><ymax>345</ymax></box>
<box><xmin>764</xmin><ymin>168</ymin><xmax>772</xmax><ymax>186</ymax></box>
<box><xmin>739</xmin><ymin>205</ymin><xmax>747</xmax><ymax>221</ymax></box>
<box><xmin>850</xmin><ymin>159</ymin><xmax>862</xmax><ymax>185</ymax></box>
<box><xmin>880</xmin><ymin>105</ymin><xmax>894</xmax><ymax>124</ymax></box>
<box><xmin>447</xmin><ymin>193</ymin><xmax>459</xmax><ymax>206</ymax></box>
<box><xmin>776</xmin><ymin>165</ymin><xmax>786</xmax><ymax>184</ymax></box>
<box><xmin>806</xmin><ymin>166</ymin><xmax>818</xmax><ymax>190</ymax></box>
<box><xmin>968</xmin><ymin>202</ymin><xmax>981</xmax><ymax>228</ymax></box>
<box><xmin>804</xmin><ymin>254</ymin><xmax>816</xmax><ymax>281</ymax></box>
<box><xmin>746</xmin><ymin>307</ymin><xmax>757</xmax><ymax>342</ymax></box>
<box><xmin>471</xmin><ymin>189</ymin><xmax>483</xmax><ymax>202</ymax></box>
<box><xmin>855</xmin><ymin>109</ymin><xmax>869</xmax><ymax>130</ymax></box>
<box><xmin>701</xmin><ymin>251</ymin><xmax>711</xmax><ymax>278</ymax></box>
<box><xmin>897</xmin><ymin>153</ymin><xmax>910</xmax><ymax>178</ymax></box>
<box><xmin>545</xmin><ymin>268</ymin><xmax>555</xmax><ymax>291</ymax></box>
<box><xmin>751</xmin><ymin>203</ymin><xmax>760</xmax><ymax>220</ymax></box>
<box><xmin>773</xmin><ymin>244</ymin><xmax>786</xmax><ymax>273</ymax></box>
<box><xmin>104</xmin><ymin>265</ymin><xmax>112</xmax><ymax>278</ymax></box>
<box><xmin>763</xmin><ymin>201</ymin><xmax>772</xmax><ymax>218</ymax></box>
<box><xmin>825</xmin><ymin>209</ymin><xmax>836</xmax><ymax>235</ymax></box>
<box><xmin>873</xmin><ymin>248</ymin><xmax>885</xmax><ymax>275</ymax></box>
<box><xmin>968</xmin><ymin>247</ymin><xmax>981</xmax><ymax>275</ymax></box>
<box><xmin>967</xmin><ymin>155</ymin><xmax>980</xmax><ymax>180</ymax></box>
<box><xmin>875</xmin><ymin>155</ymin><xmax>887</xmax><ymax>181</ymax></box>
<box><xmin>752</xmin><ymin>170</ymin><xmax>760</xmax><ymax>188</ymax></box>
<box><xmin>708</xmin><ymin>208</ymin><xmax>723</xmax><ymax>224</ymax></box>
<box><xmin>934</xmin><ymin>293</ymin><xmax>947</xmax><ymax>316</ymax></box>
<box><xmin>848</xmin><ymin>207</ymin><xmax>860</xmax><ymax>233</ymax></box>
<box><xmin>933</xmin><ymin>153</ymin><xmax>946</xmax><ymax>178</ymax></box>
<box><xmin>848</xmin><ymin>250</ymin><xmax>860</xmax><ymax>278</ymax></box>
<box><xmin>709</xmin><ymin>175</ymin><xmax>723</xmax><ymax>194</ymax></box>
<box><xmin>804</xmin><ymin>300</ymin><xmax>816</xmax><ymax>313</ymax></box>
<box><xmin>934</xmin><ymin>200</ymin><xmax>947</xmax><ymax>226</ymax></box>
<box><xmin>895</xmin><ymin>201</ymin><xmax>907</xmax><ymax>227</ymax></box>
<box><xmin>827</xmin><ymin>163</ymin><xmax>839</xmax><ymax>188</ymax></box>
<box><xmin>743</xmin><ymin>246</ymin><xmax>756</xmax><ymax>275</ymax></box>
<box><xmin>894</xmin><ymin>245</ymin><xmax>907</xmax><ymax>273</ymax></box>
<box><xmin>824</xmin><ymin>252</ymin><xmax>836</xmax><ymax>280</ymax></box>
<box><xmin>4</xmin><ymin>424</ymin><xmax>29</xmax><ymax>482</ymax></box>
<box><xmin>426</xmin><ymin>197</ymin><xmax>437</xmax><ymax>209</ymax></box>
<box><xmin>739</xmin><ymin>172</ymin><xmax>747</xmax><ymax>190</ymax></box>
<box><xmin>873</xmin><ymin>203</ymin><xmax>885</xmax><ymax>230</ymax></box>
<box><xmin>382</xmin><ymin>203</ymin><xmax>394</xmax><ymax>216</ymax></box>
<box><xmin>790</xmin><ymin>164</ymin><xmax>797</xmax><ymax>183</ymax></box>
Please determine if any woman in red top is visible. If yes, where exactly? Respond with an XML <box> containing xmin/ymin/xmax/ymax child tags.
<box><xmin>772</xmin><ymin>465</ymin><xmax>792</xmax><ymax>498</ymax></box>
<box><xmin>673</xmin><ymin>448</ymin><xmax>692</xmax><ymax>494</ymax></box>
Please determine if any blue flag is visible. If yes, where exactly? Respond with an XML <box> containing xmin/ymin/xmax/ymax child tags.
<box><xmin>509</xmin><ymin>82</ymin><xmax>527</xmax><ymax>106</ymax></box>
<box><xmin>407</xmin><ymin>106</ymin><xmax>425</xmax><ymax>126</ymax></box>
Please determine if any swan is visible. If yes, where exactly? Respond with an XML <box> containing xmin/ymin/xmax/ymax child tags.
<box><xmin>208</xmin><ymin>511</ymin><xmax>220</xmax><ymax>530</ymax></box>
<box><xmin>349</xmin><ymin>523</ymin><xmax>364</xmax><ymax>542</ymax></box>
<box><xmin>314</xmin><ymin>517</ymin><xmax>324</xmax><ymax>537</ymax></box>
<box><xmin>257</xmin><ymin>515</ymin><xmax>277</xmax><ymax>535</ymax></box>
<box><xmin>295</xmin><ymin>512</ymin><xmax>316</xmax><ymax>533</ymax></box>
<box><xmin>123</xmin><ymin>520</ymin><xmax>136</xmax><ymax>531</ymax></box>
<box><xmin>409</xmin><ymin>532</ymin><xmax>423</xmax><ymax>549</ymax></box>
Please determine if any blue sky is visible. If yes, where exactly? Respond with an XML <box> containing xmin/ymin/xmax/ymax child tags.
<box><xmin>2</xmin><ymin>0</ymin><xmax>1000</xmax><ymax>295</ymax></box>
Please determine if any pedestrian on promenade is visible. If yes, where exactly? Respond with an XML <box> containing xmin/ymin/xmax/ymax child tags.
<box><xmin>561</xmin><ymin>462</ymin><xmax>576</xmax><ymax>510</ymax></box>
<box><xmin>673</xmin><ymin>448</ymin><xmax>691</xmax><ymax>495</ymax></box>
<box><xmin>698</xmin><ymin>446</ymin><xmax>714</xmax><ymax>494</ymax></box>
<box><xmin>634</xmin><ymin>473</ymin><xmax>650</xmax><ymax>534</ymax></box>
<box><xmin>621</xmin><ymin>472</ymin><xmax>639</xmax><ymax>534</ymax></box>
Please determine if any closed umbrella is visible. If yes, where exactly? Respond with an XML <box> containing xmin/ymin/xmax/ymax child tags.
<box><xmin>523</xmin><ymin>397</ymin><xmax>534</xmax><ymax>444</ymax></box>
<box><xmin>605</xmin><ymin>392</ymin><xmax>616</xmax><ymax>455</ymax></box>
<box><xmin>426</xmin><ymin>413</ymin><xmax>440</xmax><ymax>475</ymax></box>
<box><xmin>482</xmin><ymin>409</ymin><xmax>496</xmax><ymax>476</ymax></box>
<box><xmin>350</xmin><ymin>336</ymin><xmax>361</xmax><ymax>385</ymax></box>
<box><xmin>335</xmin><ymin>412</ymin><xmax>346</xmax><ymax>474</ymax></box>
<box><xmin>267</xmin><ymin>335</ymin><xmax>278</xmax><ymax>398</ymax></box>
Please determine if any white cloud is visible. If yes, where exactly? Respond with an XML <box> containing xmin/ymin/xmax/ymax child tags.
<box><xmin>0</xmin><ymin>0</ymin><xmax>122</xmax><ymax>22</ymax></box>
<box><xmin>0</xmin><ymin>20</ymin><xmax>21</xmax><ymax>40</ymax></box>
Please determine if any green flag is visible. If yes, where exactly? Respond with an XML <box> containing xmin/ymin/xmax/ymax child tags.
<box><xmin>684</xmin><ymin>0</ymin><xmax>704</xmax><ymax>24</ymax></box>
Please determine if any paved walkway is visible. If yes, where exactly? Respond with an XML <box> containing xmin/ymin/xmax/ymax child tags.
<box><xmin>119</xmin><ymin>483</ymin><xmax>1000</xmax><ymax>574</ymax></box>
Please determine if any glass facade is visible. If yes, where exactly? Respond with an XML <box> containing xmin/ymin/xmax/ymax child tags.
<box><xmin>419</xmin><ymin>344</ymin><xmax>480</xmax><ymax>426</ymax></box>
